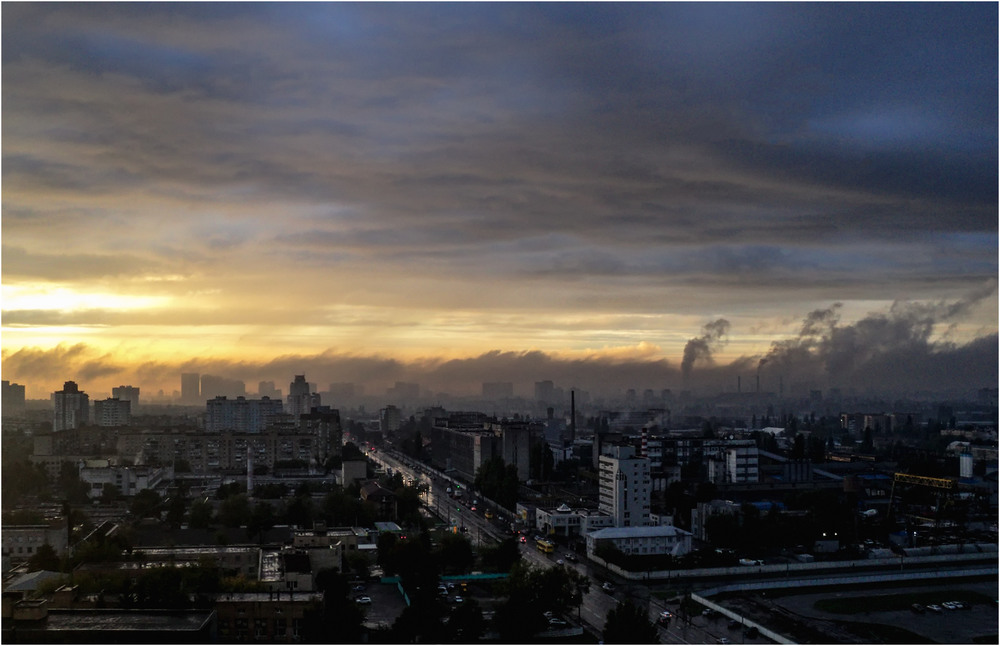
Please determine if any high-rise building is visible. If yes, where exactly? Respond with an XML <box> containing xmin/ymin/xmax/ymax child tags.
<box><xmin>201</xmin><ymin>374</ymin><xmax>246</xmax><ymax>399</ymax></box>
<box><xmin>205</xmin><ymin>396</ymin><xmax>284</xmax><ymax>433</ymax></box>
<box><xmin>299</xmin><ymin>406</ymin><xmax>343</xmax><ymax>464</ymax></box>
<box><xmin>482</xmin><ymin>382</ymin><xmax>514</xmax><ymax>399</ymax></box>
<box><xmin>94</xmin><ymin>398</ymin><xmax>132</xmax><ymax>427</ymax></box>
<box><xmin>287</xmin><ymin>375</ymin><xmax>319</xmax><ymax>418</ymax></box>
<box><xmin>535</xmin><ymin>380</ymin><xmax>555</xmax><ymax>403</ymax></box>
<box><xmin>258</xmin><ymin>381</ymin><xmax>281</xmax><ymax>399</ymax></box>
<box><xmin>2</xmin><ymin>380</ymin><xmax>26</xmax><ymax>414</ymax></box>
<box><xmin>112</xmin><ymin>385</ymin><xmax>140</xmax><ymax>411</ymax></box>
<box><xmin>598</xmin><ymin>444</ymin><xmax>651</xmax><ymax>527</ymax></box>
<box><xmin>380</xmin><ymin>405</ymin><xmax>402</xmax><ymax>433</ymax></box>
<box><xmin>181</xmin><ymin>373</ymin><xmax>200</xmax><ymax>404</ymax></box>
<box><xmin>386</xmin><ymin>381</ymin><xmax>420</xmax><ymax>401</ymax></box>
<box><xmin>53</xmin><ymin>381</ymin><xmax>89</xmax><ymax>432</ymax></box>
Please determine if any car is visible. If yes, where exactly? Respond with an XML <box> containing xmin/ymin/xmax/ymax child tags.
<box><xmin>602</xmin><ymin>582</ymin><xmax>615</xmax><ymax>593</ymax></box>
<box><xmin>565</xmin><ymin>553</ymin><xmax>578</xmax><ymax>562</ymax></box>
<box><xmin>453</xmin><ymin>595</ymin><xmax>464</xmax><ymax>603</ymax></box>
<box><xmin>727</xmin><ymin>619</ymin><xmax>739</xmax><ymax>630</ymax></box>
<box><xmin>543</xmin><ymin>611</ymin><xmax>554</xmax><ymax>619</ymax></box>
<box><xmin>942</xmin><ymin>601</ymin><xmax>959</xmax><ymax>610</ymax></box>
<box><xmin>926</xmin><ymin>604</ymin><xmax>943</xmax><ymax>613</ymax></box>
<box><xmin>556</xmin><ymin>559</ymin><xmax>564</xmax><ymax>565</ymax></box>
<box><xmin>352</xmin><ymin>584</ymin><xmax>365</xmax><ymax>592</ymax></box>
<box><xmin>548</xmin><ymin>617</ymin><xmax>568</xmax><ymax>627</ymax></box>
<box><xmin>716</xmin><ymin>639</ymin><xmax>731</xmax><ymax>645</ymax></box>
<box><xmin>355</xmin><ymin>596</ymin><xmax>372</xmax><ymax>605</ymax></box>
<box><xmin>910</xmin><ymin>603</ymin><xmax>926</xmax><ymax>614</ymax></box>
<box><xmin>520</xmin><ymin>535</ymin><xmax>527</xmax><ymax>543</ymax></box>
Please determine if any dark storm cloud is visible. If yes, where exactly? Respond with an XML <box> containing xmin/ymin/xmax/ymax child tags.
<box><xmin>2</xmin><ymin>2</ymin><xmax>995</xmax><ymax>396</ymax></box>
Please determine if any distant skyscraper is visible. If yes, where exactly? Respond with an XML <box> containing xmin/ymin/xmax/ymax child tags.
<box><xmin>258</xmin><ymin>381</ymin><xmax>281</xmax><ymax>399</ymax></box>
<box><xmin>201</xmin><ymin>374</ymin><xmax>246</xmax><ymax>399</ymax></box>
<box><xmin>112</xmin><ymin>385</ymin><xmax>140</xmax><ymax>411</ymax></box>
<box><xmin>181</xmin><ymin>373</ymin><xmax>200</xmax><ymax>404</ymax></box>
<box><xmin>94</xmin><ymin>398</ymin><xmax>131</xmax><ymax>427</ymax></box>
<box><xmin>482</xmin><ymin>382</ymin><xmax>514</xmax><ymax>399</ymax></box>
<box><xmin>386</xmin><ymin>381</ymin><xmax>420</xmax><ymax>401</ymax></box>
<box><xmin>2</xmin><ymin>380</ymin><xmax>26</xmax><ymax>414</ymax></box>
<box><xmin>535</xmin><ymin>380</ymin><xmax>555</xmax><ymax>403</ymax></box>
<box><xmin>53</xmin><ymin>381</ymin><xmax>89</xmax><ymax>431</ymax></box>
<box><xmin>287</xmin><ymin>375</ymin><xmax>319</xmax><ymax>418</ymax></box>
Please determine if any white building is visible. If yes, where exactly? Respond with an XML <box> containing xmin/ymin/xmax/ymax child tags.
<box><xmin>93</xmin><ymin>398</ymin><xmax>131</xmax><ymax>427</ymax></box>
<box><xmin>586</xmin><ymin>525</ymin><xmax>692</xmax><ymax>558</ymax></box>
<box><xmin>598</xmin><ymin>444</ymin><xmax>651</xmax><ymax>527</ymax></box>
<box><xmin>535</xmin><ymin>503</ymin><xmax>614</xmax><ymax>537</ymax></box>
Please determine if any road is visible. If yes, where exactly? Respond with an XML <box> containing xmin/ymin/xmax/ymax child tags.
<box><xmin>365</xmin><ymin>446</ymin><xmax>769</xmax><ymax>644</ymax></box>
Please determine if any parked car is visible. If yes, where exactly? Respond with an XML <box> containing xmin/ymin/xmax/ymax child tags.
<box><xmin>355</xmin><ymin>596</ymin><xmax>372</xmax><ymax>605</ymax></box>
<box><xmin>602</xmin><ymin>582</ymin><xmax>615</xmax><ymax>593</ymax></box>
<box><xmin>910</xmin><ymin>603</ymin><xmax>926</xmax><ymax>614</ymax></box>
<box><xmin>565</xmin><ymin>553</ymin><xmax>578</xmax><ymax>562</ymax></box>
<box><xmin>926</xmin><ymin>604</ymin><xmax>943</xmax><ymax>613</ymax></box>
<box><xmin>556</xmin><ymin>559</ymin><xmax>564</xmax><ymax>565</ymax></box>
<box><xmin>548</xmin><ymin>617</ymin><xmax>568</xmax><ymax>627</ymax></box>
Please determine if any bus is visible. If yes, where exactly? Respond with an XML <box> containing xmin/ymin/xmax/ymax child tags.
<box><xmin>536</xmin><ymin>538</ymin><xmax>556</xmax><ymax>554</ymax></box>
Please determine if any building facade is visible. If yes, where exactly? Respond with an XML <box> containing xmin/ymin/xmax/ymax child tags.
<box><xmin>93</xmin><ymin>398</ymin><xmax>131</xmax><ymax>427</ymax></box>
<box><xmin>52</xmin><ymin>381</ymin><xmax>89</xmax><ymax>432</ymax></box>
<box><xmin>205</xmin><ymin>396</ymin><xmax>284</xmax><ymax>433</ymax></box>
<box><xmin>111</xmin><ymin>385</ymin><xmax>140</xmax><ymax>411</ymax></box>
<box><xmin>598</xmin><ymin>444</ymin><xmax>651</xmax><ymax>527</ymax></box>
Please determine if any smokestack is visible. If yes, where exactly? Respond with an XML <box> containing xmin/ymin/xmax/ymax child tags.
<box><xmin>569</xmin><ymin>390</ymin><xmax>576</xmax><ymax>444</ymax></box>
<box><xmin>247</xmin><ymin>444</ymin><xmax>253</xmax><ymax>497</ymax></box>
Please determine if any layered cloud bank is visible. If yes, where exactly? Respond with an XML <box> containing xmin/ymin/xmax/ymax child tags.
<box><xmin>5</xmin><ymin>292</ymin><xmax>995</xmax><ymax>401</ymax></box>
<box><xmin>3</xmin><ymin>4</ymin><xmax>996</xmax><ymax>401</ymax></box>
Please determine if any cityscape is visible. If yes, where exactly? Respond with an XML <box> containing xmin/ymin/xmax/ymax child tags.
<box><xmin>2</xmin><ymin>2</ymin><xmax>997</xmax><ymax>645</ymax></box>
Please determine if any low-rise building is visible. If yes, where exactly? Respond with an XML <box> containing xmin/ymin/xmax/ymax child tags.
<box><xmin>535</xmin><ymin>504</ymin><xmax>614</xmax><ymax>537</ymax></box>
<box><xmin>585</xmin><ymin>525</ymin><xmax>693</xmax><ymax>558</ymax></box>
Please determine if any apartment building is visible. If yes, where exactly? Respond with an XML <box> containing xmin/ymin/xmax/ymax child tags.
<box><xmin>598</xmin><ymin>444</ymin><xmax>651</xmax><ymax>527</ymax></box>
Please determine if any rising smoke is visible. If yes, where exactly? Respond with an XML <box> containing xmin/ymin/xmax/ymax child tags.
<box><xmin>680</xmin><ymin>318</ymin><xmax>730</xmax><ymax>381</ymax></box>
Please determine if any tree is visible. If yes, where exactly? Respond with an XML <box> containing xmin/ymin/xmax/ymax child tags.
<box><xmin>219</xmin><ymin>493</ymin><xmax>252</xmax><ymax>528</ymax></box>
<box><xmin>603</xmin><ymin>599</ymin><xmax>658</xmax><ymax>643</ymax></box>
<box><xmin>130</xmin><ymin>489</ymin><xmax>162</xmax><ymax>519</ymax></box>
<box><xmin>27</xmin><ymin>543</ymin><xmax>61</xmax><ymax>572</ymax></box>
<box><xmin>247</xmin><ymin>501</ymin><xmax>276</xmax><ymax>543</ymax></box>
<box><xmin>165</xmin><ymin>493</ymin><xmax>188</xmax><ymax>529</ymax></box>
<box><xmin>98</xmin><ymin>483</ymin><xmax>121</xmax><ymax>505</ymax></box>
<box><xmin>188</xmin><ymin>498</ymin><xmax>214</xmax><ymax>529</ymax></box>
<box><xmin>437</xmin><ymin>532</ymin><xmax>474</xmax><ymax>574</ymax></box>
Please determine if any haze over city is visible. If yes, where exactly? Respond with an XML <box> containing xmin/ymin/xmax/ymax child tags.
<box><xmin>2</xmin><ymin>3</ymin><xmax>997</xmax><ymax>401</ymax></box>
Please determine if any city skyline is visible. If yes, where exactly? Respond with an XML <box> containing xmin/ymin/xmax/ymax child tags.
<box><xmin>3</xmin><ymin>3</ymin><xmax>997</xmax><ymax>400</ymax></box>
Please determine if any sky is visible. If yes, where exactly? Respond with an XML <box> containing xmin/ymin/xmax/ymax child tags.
<box><xmin>2</xmin><ymin>2</ymin><xmax>997</xmax><ymax>401</ymax></box>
